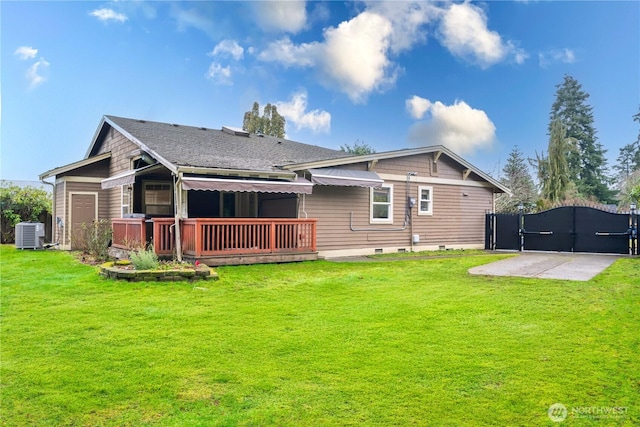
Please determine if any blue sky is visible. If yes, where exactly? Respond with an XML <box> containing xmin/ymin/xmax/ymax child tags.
<box><xmin>2</xmin><ymin>1</ymin><xmax>639</xmax><ymax>182</ymax></box>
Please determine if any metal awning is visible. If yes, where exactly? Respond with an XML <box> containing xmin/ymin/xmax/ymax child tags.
<box><xmin>181</xmin><ymin>176</ymin><xmax>313</xmax><ymax>194</ymax></box>
<box><xmin>308</xmin><ymin>167</ymin><xmax>383</xmax><ymax>188</ymax></box>
<box><xmin>101</xmin><ymin>164</ymin><xmax>161</xmax><ymax>189</ymax></box>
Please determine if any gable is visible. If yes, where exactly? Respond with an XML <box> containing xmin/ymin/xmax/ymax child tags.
<box><xmin>86</xmin><ymin>116</ymin><xmax>350</xmax><ymax>175</ymax></box>
<box><xmin>284</xmin><ymin>146</ymin><xmax>509</xmax><ymax>194</ymax></box>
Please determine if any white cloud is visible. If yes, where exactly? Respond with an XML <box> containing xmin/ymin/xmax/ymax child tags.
<box><xmin>205</xmin><ymin>62</ymin><xmax>232</xmax><ymax>85</ymax></box>
<box><xmin>14</xmin><ymin>46</ymin><xmax>38</xmax><ymax>60</ymax></box>
<box><xmin>258</xmin><ymin>2</ymin><xmax>522</xmax><ymax>102</ymax></box>
<box><xmin>538</xmin><ymin>48</ymin><xmax>576</xmax><ymax>67</ymax></box>
<box><xmin>90</xmin><ymin>8</ymin><xmax>128</xmax><ymax>23</ymax></box>
<box><xmin>257</xmin><ymin>3</ymin><xmax>441</xmax><ymax>104</ymax></box>
<box><xmin>276</xmin><ymin>91</ymin><xmax>331</xmax><ymax>133</ymax></box>
<box><xmin>257</xmin><ymin>37</ymin><xmax>318</xmax><ymax>67</ymax></box>
<box><xmin>320</xmin><ymin>11</ymin><xmax>397</xmax><ymax>103</ymax></box>
<box><xmin>253</xmin><ymin>1</ymin><xmax>307</xmax><ymax>34</ymax></box>
<box><xmin>259</xmin><ymin>11</ymin><xmax>399</xmax><ymax>103</ymax></box>
<box><xmin>437</xmin><ymin>2</ymin><xmax>525</xmax><ymax>68</ymax></box>
<box><xmin>26</xmin><ymin>58</ymin><xmax>50</xmax><ymax>88</ymax></box>
<box><xmin>407</xmin><ymin>98</ymin><xmax>496</xmax><ymax>155</ymax></box>
<box><xmin>405</xmin><ymin>95</ymin><xmax>432</xmax><ymax>120</ymax></box>
<box><xmin>210</xmin><ymin>40</ymin><xmax>244</xmax><ymax>61</ymax></box>
<box><xmin>365</xmin><ymin>1</ymin><xmax>439</xmax><ymax>54</ymax></box>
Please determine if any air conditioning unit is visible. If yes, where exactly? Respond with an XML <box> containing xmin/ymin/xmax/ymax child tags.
<box><xmin>15</xmin><ymin>222</ymin><xmax>45</xmax><ymax>249</ymax></box>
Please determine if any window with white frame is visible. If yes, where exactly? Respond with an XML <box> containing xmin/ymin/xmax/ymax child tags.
<box><xmin>370</xmin><ymin>184</ymin><xmax>393</xmax><ymax>223</ymax></box>
<box><xmin>121</xmin><ymin>185</ymin><xmax>131</xmax><ymax>217</ymax></box>
<box><xmin>418</xmin><ymin>185</ymin><xmax>433</xmax><ymax>215</ymax></box>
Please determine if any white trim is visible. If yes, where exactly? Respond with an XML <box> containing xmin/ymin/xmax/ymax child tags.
<box><xmin>69</xmin><ymin>192</ymin><xmax>99</xmax><ymax>246</ymax></box>
<box><xmin>417</xmin><ymin>185</ymin><xmax>433</xmax><ymax>216</ymax></box>
<box><xmin>62</xmin><ymin>181</ymin><xmax>67</xmax><ymax>247</ymax></box>
<box><xmin>121</xmin><ymin>185</ymin><xmax>131</xmax><ymax>217</ymax></box>
<box><xmin>56</xmin><ymin>176</ymin><xmax>104</xmax><ymax>184</ymax></box>
<box><xmin>370</xmin><ymin>184</ymin><xmax>393</xmax><ymax>224</ymax></box>
<box><xmin>378</xmin><ymin>173</ymin><xmax>495</xmax><ymax>189</ymax></box>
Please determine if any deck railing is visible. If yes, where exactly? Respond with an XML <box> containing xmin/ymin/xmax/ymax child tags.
<box><xmin>151</xmin><ymin>218</ymin><xmax>317</xmax><ymax>257</ymax></box>
<box><xmin>111</xmin><ymin>218</ymin><xmax>146</xmax><ymax>249</ymax></box>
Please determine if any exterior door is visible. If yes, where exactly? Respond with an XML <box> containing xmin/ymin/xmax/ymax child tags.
<box><xmin>70</xmin><ymin>193</ymin><xmax>97</xmax><ymax>249</ymax></box>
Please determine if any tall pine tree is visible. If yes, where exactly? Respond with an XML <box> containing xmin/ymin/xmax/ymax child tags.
<box><xmin>549</xmin><ymin>75</ymin><xmax>614</xmax><ymax>202</ymax></box>
<box><xmin>495</xmin><ymin>146</ymin><xmax>537</xmax><ymax>212</ymax></box>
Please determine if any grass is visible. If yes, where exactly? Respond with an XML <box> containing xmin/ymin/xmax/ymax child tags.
<box><xmin>367</xmin><ymin>248</ymin><xmax>489</xmax><ymax>259</ymax></box>
<box><xmin>1</xmin><ymin>245</ymin><xmax>638</xmax><ymax>426</ymax></box>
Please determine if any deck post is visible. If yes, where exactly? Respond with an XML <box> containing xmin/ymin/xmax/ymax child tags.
<box><xmin>173</xmin><ymin>174</ymin><xmax>183</xmax><ymax>262</ymax></box>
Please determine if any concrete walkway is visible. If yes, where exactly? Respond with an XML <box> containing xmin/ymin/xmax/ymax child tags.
<box><xmin>468</xmin><ymin>252</ymin><xmax>621</xmax><ymax>281</ymax></box>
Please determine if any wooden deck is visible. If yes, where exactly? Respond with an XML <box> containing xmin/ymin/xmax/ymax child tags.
<box><xmin>111</xmin><ymin>217</ymin><xmax>318</xmax><ymax>266</ymax></box>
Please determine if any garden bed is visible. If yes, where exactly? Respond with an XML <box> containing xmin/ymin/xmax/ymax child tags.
<box><xmin>99</xmin><ymin>260</ymin><xmax>218</xmax><ymax>282</ymax></box>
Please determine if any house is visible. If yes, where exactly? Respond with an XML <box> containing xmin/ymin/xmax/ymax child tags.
<box><xmin>39</xmin><ymin>115</ymin><xmax>508</xmax><ymax>265</ymax></box>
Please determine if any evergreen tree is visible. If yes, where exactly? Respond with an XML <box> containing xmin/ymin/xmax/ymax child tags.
<box><xmin>614</xmin><ymin>107</ymin><xmax>640</xmax><ymax>181</ymax></box>
<box><xmin>242</xmin><ymin>102</ymin><xmax>286</xmax><ymax>138</ymax></box>
<box><xmin>615</xmin><ymin>143</ymin><xmax>640</xmax><ymax>180</ymax></box>
<box><xmin>542</xmin><ymin>120</ymin><xmax>572</xmax><ymax>202</ymax></box>
<box><xmin>495</xmin><ymin>146</ymin><xmax>537</xmax><ymax>212</ymax></box>
<box><xmin>340</xmin><ymin>140</ymin><xmax>376</xmax><ymax>155</ymax></box>
<box><xmin>549</xmin><ymin>75</ymin><xmax>614</xmax><ymax>202</ymax></box>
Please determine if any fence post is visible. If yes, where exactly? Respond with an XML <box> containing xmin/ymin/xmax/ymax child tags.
<box><xmin>631</xmin><ymin>205</ymin><xmax>637</xmax><ymax>255</ymax></box>
<box><xmin>518</xmin><ymin>204</ymin><xmax>524</xmax><ymax>252</ymax></box>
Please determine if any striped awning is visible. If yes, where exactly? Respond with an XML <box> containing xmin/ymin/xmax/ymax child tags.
<box><xmin>101</xmin><ymin>164</ymin><xmax>161</xmax><ymax>189</ymax></box>
<box><xmin>308</xmin><ymin>167</ymin><xmax>383</xmax><ymax>188</ymax></box>
<box><xmin>181</xmin><ymin>176</ymin><xmax>313</xmax><ymax>194</ymax></box>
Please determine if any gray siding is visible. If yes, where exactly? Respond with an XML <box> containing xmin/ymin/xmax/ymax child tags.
<box><xmin>97</xmin><ymin>127</ymin><xmax>141</xmax><ymax>219</ymax></box>
<box><xmin>302</xmin><ymin>152</ymin><xmax>495</xmax><ymax>253</ymax></box>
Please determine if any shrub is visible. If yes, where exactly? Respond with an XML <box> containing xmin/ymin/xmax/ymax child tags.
<box><xmin>0</xmin><ymin>181</ymin><xmax>52</xmax><ymax>243</ymax></box>
<box><xmin>73</xmin><ymin>220</ymin><xmax>113</xmax><ymax>262</ymax></box>
<box><xmin>130</xmin><ymin>249</ymin><xmax>159</xmax><ymax>270</ymax></box>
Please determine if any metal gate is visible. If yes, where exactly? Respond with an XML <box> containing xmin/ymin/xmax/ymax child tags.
<box><xmin>486</xmin><ymin>206</ymin><xmax>638</xmax><ymax>255</ymax></box>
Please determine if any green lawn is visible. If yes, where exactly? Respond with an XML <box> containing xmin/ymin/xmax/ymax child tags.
<box><xmin>1</xmin><ymin>246</ymin><xmax>638</xmax><ymax>426</ymax></box>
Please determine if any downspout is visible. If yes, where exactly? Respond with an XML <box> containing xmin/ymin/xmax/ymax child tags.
<box><xmin>407</xmin><ymin>172</ymin><xmax>417</xmax><ymax>252</ymax></box>
<box><xmin>40</xmin><ymin>177</ymin><xmax>56</xmax><ymax>244</ymax></box>
<box><xmin>173</xmin><ymin>173</ymin><xmax>183</xmax><ymax>262</ymax></box>
<box><xmin>301</xmin><ymin>193</ymin><xmax>308</xmax><ymax>219</ymax></box>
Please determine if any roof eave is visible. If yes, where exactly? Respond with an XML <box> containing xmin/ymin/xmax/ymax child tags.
<box><xmin>177</xmin><ymin>166</ymin><xmax>297</xmax><ymax>180</ymax></box>
<box><xmin>283</xmin><ymin>145</ymin><xmax>510</xmax><ymax>194</ymax></box>
<box><xmin>39</xmin><ymin>151</ymin><xmax>112</xmax><ymax>180</ymax></box>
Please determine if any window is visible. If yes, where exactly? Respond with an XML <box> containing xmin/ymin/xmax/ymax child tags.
<box><xmin>121</xmin><ymin>185</ymin><xmax>130</xmax><ymax>217</ymax></box>
<box><xmin>418</xmin><ymin>185</ymin><xmax>433</xmax><ymax>215</ymax></box>
<box><xmin>370</xmin><ymin>185</ymin><xmax>393</xmax><ymax>223</ymax></box>
<box><xmin>144</xmin><ymin>181</ymin><xmax>172</xmax><ymax>215</ymax></box>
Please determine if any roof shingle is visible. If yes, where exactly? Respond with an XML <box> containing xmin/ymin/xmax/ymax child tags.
<box><xmin>105</xmin><ymin>115</ymin><xmax>349</xmax><ymax>172</ymax></box>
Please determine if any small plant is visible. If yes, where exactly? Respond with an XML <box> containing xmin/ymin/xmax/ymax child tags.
<box><xmin>129</xmin><ymin>248</ymin><xmax>159</xmax><ymax>270</ymax></box>
<box><xmin>84</xmin><ymin>220</ymin><xmax>113</xmax><ymax>262</ymax></box>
